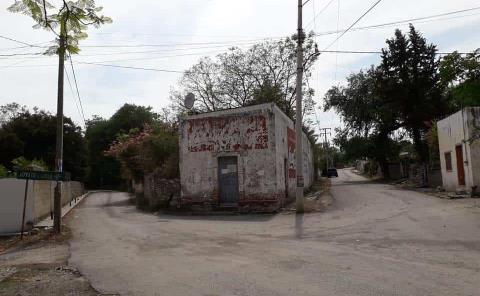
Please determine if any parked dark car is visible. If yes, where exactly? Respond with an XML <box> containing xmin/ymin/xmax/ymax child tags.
<box><xmin>326</xmin><ymin>168</ymin><xmax>338</xmax><ymax>178</ymax></box>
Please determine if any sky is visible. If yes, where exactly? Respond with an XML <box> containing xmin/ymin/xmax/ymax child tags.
<box><xmin>0</xmin><ymin>0</ymin><xmax>479</xmax><ymax>137</ymax></box>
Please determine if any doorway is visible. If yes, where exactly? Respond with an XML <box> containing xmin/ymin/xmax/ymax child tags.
<box><xmin>455</xmin><ymin>145</ymin><xmax>466</xmax><ymax>186</ymax></box>
<box><xmin>218</xmin><ymin>156</ymin><xmax>239</xmax><ymax>206</ymax></box>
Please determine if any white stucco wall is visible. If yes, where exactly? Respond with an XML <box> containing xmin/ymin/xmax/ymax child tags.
<box><xmin>1</xmin><ymin>179</ymin><xmax>85</xmax><ymax>233</ymax></box>
<box><xmin>273</xmin><ymin>105</ymin><xmax>314</xmax><ymax>200</ymax></box>
<box><xmin>437</xmin><ymin>107</ymin><xmax>480</xmax><ymax>192</ymax></box>
<box><xmin>179</xmin><ymin>103</ymin><xmax>314</xmax><ymax>210</ymax></box>
<box><xmin>0</xmin><ymin>179</ymin><xmax>34</xmax><ymax>234</ymax></box>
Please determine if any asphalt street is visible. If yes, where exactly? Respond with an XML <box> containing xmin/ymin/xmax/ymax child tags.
<box><xmin>68</xmin><ymin>169</ymin><xmax>480</xmax><ymax>296</ymax></box>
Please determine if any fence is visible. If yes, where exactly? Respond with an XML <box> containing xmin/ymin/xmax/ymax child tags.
<box><xmin>0</xmin><ymin>179</ymin><xmax>85</xmax><ymax>234</ymax></box>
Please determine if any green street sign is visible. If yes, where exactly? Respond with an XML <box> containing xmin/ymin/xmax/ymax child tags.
<box><xmin>16</xmin><ymin>170</ymin><xmax>71</xmax><ymax>181</ymax></box>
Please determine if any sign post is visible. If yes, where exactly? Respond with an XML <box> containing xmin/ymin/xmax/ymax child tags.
<box><xmin>20</xmin><ymin>179</ymin><xmax>29</xmax><ymax>240</ymax></box>
<box><xmin>16</xmin><ymin>170</ymin><xmax>70</xmax><ymax>239</ymax></box>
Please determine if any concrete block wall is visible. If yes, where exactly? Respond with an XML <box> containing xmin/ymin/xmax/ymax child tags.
<box><xmin>0</xmin><ymin>179</ymin><xmax>85</xmax><ymax>233</ymax></box>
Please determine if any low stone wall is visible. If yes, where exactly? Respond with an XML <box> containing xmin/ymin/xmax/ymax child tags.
<box><xmin>144</xmin><ymin>172</ymin><xmax>180</xmax><ymax>210</ymax></box>
<box><xmin>33</xmin><ymin>181</ymin><xmax>84</xmax><ymax>222</ymax></box>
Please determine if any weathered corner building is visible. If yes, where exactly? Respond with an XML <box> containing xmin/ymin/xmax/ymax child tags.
<box><xmin>179</xmin><ymin>103</ymin><xmax>314</xmax><ymax>212</ymax></box>
<box><xmin>437</xmin><ymin>107</ymin><xmax>480</xmax><ymax>192</ymax></box>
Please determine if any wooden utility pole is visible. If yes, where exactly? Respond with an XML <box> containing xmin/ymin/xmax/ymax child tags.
<box><xmin>319</xmin><ymin>128</ymin><xmax>332</xmax><ymax>171</ymax></box>
<box><xmin>53</xmin><ymin>20</ymin><xmax>66</xmax><ymax>234</ymax></box>
<box><xmin>295</xmin><ymin>0</ymin><xmax>305</xmax><ymax>213</ymax></box>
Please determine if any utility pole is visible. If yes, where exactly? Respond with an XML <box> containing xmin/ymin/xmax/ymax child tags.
<box><xmin>295</xmin><ymin>0</ymin><xmax>305</xmax><ymax>213</ymax></box>
<box><xmin>53</xmin><ymin>20</ymin><xmax>66</xmax><ymax>234</ymax></box>
<box><xmin>319</xmin><ymin>128</ymin><xmax>331</xmax><ymax>172</ymax></box>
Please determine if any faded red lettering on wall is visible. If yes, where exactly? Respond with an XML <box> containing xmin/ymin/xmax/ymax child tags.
<box><xmin>288</xmin><ymin>168</ymin><xmax>296</xmax><ymax>178</ymax></box>
<box><xmin>287</xmin><ymin>127</ymin><xmax>296</xmax><ymax>153</ymax></box>
<box><xmin>186</xmin><ymin>115</ymin><xmax>268</xmax><ymax>152</ymax></box>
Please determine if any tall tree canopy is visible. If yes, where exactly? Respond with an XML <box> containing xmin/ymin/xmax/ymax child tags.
<box><xmin>85</xmin><ymin>104</ymin><xmax>159</xmax><ymax>188</ymax></box>
<box><xmin>377</xmin><ymin>25</ymin><xmax>448</xmax><ymax>164</ymax></box>
<box><xmin>440</xmin><ymin>49</ymin><xmax>480</xmax><ymax>108</ymax></box>
<box><xmin>0</xmin><ymin>103</ymin><xmax>86</xmax><ymax>179</ymax></box>
<box><xmin>325</xmin><ymin>25</ymin><xmax>452</xmax><ymax>177</ymax></box>
<box><xmin>171</xmin><ymin>33</ymin><xmax>319</xmax><ymax>121</ymax></box>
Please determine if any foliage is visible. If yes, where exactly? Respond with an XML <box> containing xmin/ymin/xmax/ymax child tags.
<box><xmin>426</xmin><ymin>123</ymin><xmax>439</xmax><ymax>162</ymax></box>
<box><xmin>0</xmin><ymin>103</ymin><xmax>86</xmax><ymax>179</ymax></box>
<box><xmin>440</xmin><ymin>49</ymin><xmax>480</xmax><ymax>108</ymax></box>
<box><xmin>105</xmin><ymin>124</ymin><xmax>179</xmax><ymax>182</ymax></box>
<box><xmin>85</xmin><ymin>104</ymin><xmax>160</xmax><ymax>188</ymax></box>
<box><xmin>0</xmin><ymin>165</ymin><xmax>7</xmax><ymax>178</ymax></box>
<box><xmin>377</xmin><ymin>25</ymin><xmax>448</xmax><ymax>163</ymax></box>
<box><xmin>325</xmin><ymin>26</ymin><xmax>451</xmax><ymax>178</ymax></box>
<box><xmin>8</xmin><ymin>0</ymin><xmax>111</xmax><ymax>55</ymax></box>
<box><xmin>11</xmin><ymin>156</ymin><xmax>48</xmax><ymax>171</ymax></box>
<box><xmin>0</xmin><ymin>103</ymin><xmax>28</xmax><ymax>127</ymax></box>
<box><xmin>170</xmin><ymin>33</ymin><xmax>319</xmax><ymax>121</ymax></box>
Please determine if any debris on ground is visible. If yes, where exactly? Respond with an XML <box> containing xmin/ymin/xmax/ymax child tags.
<box><xmin>0</xmin><ymin>226</ymin><xmax>98</xmax><ymax>296</ymax></box>
<box><xmin>281</xmin><ymin>178</ymin><xmax>333</xmax><ymax>214</ymax></box>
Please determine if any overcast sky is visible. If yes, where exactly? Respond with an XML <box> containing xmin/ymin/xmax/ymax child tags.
<box><xmin>1</xmin><ymin>0</ymin><xmax>479</xmax><ymax>135</ymax></box>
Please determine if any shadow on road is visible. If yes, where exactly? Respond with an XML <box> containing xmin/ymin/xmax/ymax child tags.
<box><xmin>159</xmin><ymin>212</ymin><xmax>275</xmax><ymax>222</ymax></box>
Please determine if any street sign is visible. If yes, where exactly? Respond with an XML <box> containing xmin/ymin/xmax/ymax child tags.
<box><xmin>16</xmin><ymin>170</ymin><xmax>70</xmax><ymax>181</ymax></box>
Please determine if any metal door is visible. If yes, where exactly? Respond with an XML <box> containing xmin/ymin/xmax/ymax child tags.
<box><xmin>218</xmin><ymin>156</ymin><xmax>239</xmax><ymax>205</ymax></box>
<box><xmin>455</xmin><ymin>145</ymin><xmax>466</xmax><ymax>186</ymax></box>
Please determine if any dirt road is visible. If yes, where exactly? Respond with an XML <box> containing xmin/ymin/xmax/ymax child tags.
<box><xmin>68</xmin><ymin>169</ymin><xmax>480</xmax><ymax>296</ymax></box>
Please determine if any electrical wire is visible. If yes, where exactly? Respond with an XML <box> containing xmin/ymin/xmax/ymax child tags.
<box><xmin>323</xmin><ymin>0</ymin><xmax>383</xmax><ymax>51</ymax></box>
<box><xmin>305</xmin><ymin>0</ymin><xmax>337</xmax><ymax>29</ymax></box>
<box><xmin>67</xmin><ymin>53</ymin><xmax>87</xmax><ymax>125</ymax></box>
<box><xmin>314</xmin><ymin>7</ymin><xmax>480</xmax><ymax>38</ymax></box>
<box><xmin>64</xmin><ymin>66</ymin><xmax>85</xmax><ymax>128</ymax></box>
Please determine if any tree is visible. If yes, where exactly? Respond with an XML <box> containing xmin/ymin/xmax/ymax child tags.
<box><xmin>8</xmin><ymin>0</ymin><xmax>111</xmax><ymax>55</ymax></box>
<box><xmin>105</xmin><ymin>123</ymin><xmax>179</xmax><ymax>184</ymax></box>
<box><xmin>324</xmin><ymin>67</ymin><xmax>401</xmax><ymax>177</ymax></box>
<box><xmin>85</xmin><ymin>104</ymin><xmax>160</xmax><ymax>189</ymax></box>
<box><xmin>0</xmin><ymin>103</ymin><xmax>28</xmax><ymax>127</ymax></box>
<box><xmin>378</xmin><ymin>25</ymin><xmax>449</xmax><ymax>168</ymax></box>
<box><xmin>0</xmin><ymin>105</ymin><xmax>86</xmax><ymax>179</ymax></box>
<box><xmin>170</xmin><ymin>33</ymin><xmax>319</xmax><ymax>121</ymax></box>
<box><xmin>325</xmin><ymin>26</ymin><xmax>452</xmax><ymax>180</ymax></box>
<box><xmin>440</xmin><ymin>49</ymin><xmax>480</xmax><ymax>108</ymax></box>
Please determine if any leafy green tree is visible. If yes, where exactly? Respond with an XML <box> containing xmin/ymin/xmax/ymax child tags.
<box><xmin>85</xmin><ymin>104</ymin><xmax>159</xmax><ymax>188</ymax></box>
<box><xmin>378</xmin><ymin>25</ymin><xmax>449</xmax><ymax>166</ymax></box>
<box><xmin>8</xmin><ymin>0</ymin><xmax>111</xmax><ymax>55</ymax></box>
<box><xmin>0</xmin><ymin>105</ymin><xmax>86</xmax><ymax>179</ymax></box>
<box><xmin>324</xmin><ymin>67</ymin><xmax>400</xmax><ymax>177</ymax></box>
<box><xmin>0</xmin><ymin>165</ymin><xmax>7</xmax><ymax>178</ymax></box>
<box><xmin>11</xmin><ymin>156</ymin><xmax>48</xmax><ymax>171</ymax></box>
<box><xmin>105</xmin><ymin>123</ymin><xmax>179</xmax><ymax>183</ymax></box>
<box><xmin>440</xmin><ymin>49</ymin><xmax>480</xmax><ymax>108</ymax></box>
<box><xmin>171</xmin><ymin>33</ymin><xmax>319</xmax><ymax>121</ymax></box>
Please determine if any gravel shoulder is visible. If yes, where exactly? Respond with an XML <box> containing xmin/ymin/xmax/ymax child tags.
<box><xmin>0</xmin><ymin>227</ymin><xmax>99</xmax><ymax>296</ymax></box>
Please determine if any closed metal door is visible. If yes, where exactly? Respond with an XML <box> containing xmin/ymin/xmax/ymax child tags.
<box><xmin>218</xmin><ymin>156</ymin><xmax>239</xmax><ymax>205</ymax></box>
<box><xmin>455</xmin><ymin>145</ymin><xmax>466</xmax><ymax>186</ymax></box>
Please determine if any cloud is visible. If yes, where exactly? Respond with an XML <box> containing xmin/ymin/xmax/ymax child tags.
<box><xmin>0</xmin><ymin>0</ymin><xmax>479</xmax><ymax>132</ymax></box>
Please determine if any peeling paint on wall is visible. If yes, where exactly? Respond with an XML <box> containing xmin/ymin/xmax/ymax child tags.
<box><xmin>186</xmin><ymin>115</ymin><xmax>268</xmax><ymax>152</ymax></box>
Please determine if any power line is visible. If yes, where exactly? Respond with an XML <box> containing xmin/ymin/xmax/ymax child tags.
<box><xmin>64</xmin><ymin>66</ymin><xmax>85</xmax><ymax>127</ymax></box>
<box><xmin>0</xmin><ymin>35</ymin><xmax>37</xmax><ymax>47</ymax></box>
<box><xmin>0</xmin><ymin>52</ymin><xmax>44</xmax><ymax>57</ymax></box>
<box><xmin>67</xmin><ymin>54</ymin><xmax>87</xmax><ymax>125</ymax></box>
<box><xmin>323</xmin><ymin>0</ymin><xmax>384</xmax><ymax>51</ymax></box>
<box><xmin>314</xmin><ymin>7</ymin><xmax>480</xmax><ymax>38</ymax></box>
<box><xmin>305</xmin><ymin>0</ymin><xmax>337</xmax><ymax>29</ymax></box>
<box><xmin>75</xmin><ymin>61</ymin><xmax>187</xmax><ymax>74</ymax></box>
<box><xmin>1</xmin><ymin>49</ymin><xmax>475</xmax><ymax>70</ymax></box>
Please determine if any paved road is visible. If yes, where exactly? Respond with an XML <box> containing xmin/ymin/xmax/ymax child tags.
<box><xmin>68</xmin><ymin>169</ymin><xmax>480</xmax><ymax>296</ymax></box>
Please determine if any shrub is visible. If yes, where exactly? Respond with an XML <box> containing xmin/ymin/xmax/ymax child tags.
<box><xmin>0</xmin><ymin>165</ymin><xmax>7</xmax><ymax>178</ymax></box>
